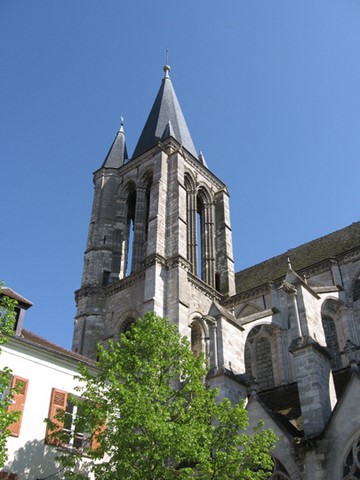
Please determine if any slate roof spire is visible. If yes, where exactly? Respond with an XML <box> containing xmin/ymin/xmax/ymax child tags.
<box><xmin>132</xmin><ymin>64</ymin><xmax>197</xmax><ymax>159</ymax></box>
<box><xmin>102</xmin><ymin>118</ymin><xmax>128</xmax><ymax>168</ymax></box>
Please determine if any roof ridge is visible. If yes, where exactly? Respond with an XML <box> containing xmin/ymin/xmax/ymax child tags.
<box><xmin>234</xmin><ymin>221</ymin><xmax>360</xmax><ymax>295</ymax></box>
<box><xmin>20</xmin><ymin>329</ymin><xmax>96</xmax><ymax>364</ymax></box>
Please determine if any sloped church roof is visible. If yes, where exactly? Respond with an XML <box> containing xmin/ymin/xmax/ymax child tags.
<box><xmin>132</xmin><ymin>65</ymin><xmax>197</xmax><ymax>159</ymax></box>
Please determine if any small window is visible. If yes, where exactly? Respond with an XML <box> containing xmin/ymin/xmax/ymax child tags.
<box><xmin>63</xmin><ymin>398</ymin><xmax>91</xmax><ymax>449</ymax></box>
<box><xmin>46</xmin><ymin>388</ymin><xmax>102</xmax><ymax>451</ymax></box>
<box><xmin>102</xmin><ymin>270</ymin><xmax>110</xmax><ymax>286</ymax></box>
<box><xmin>354</xmin><ymin>279</ymin><xmax>360</xmax><ymax>302</ymax></box>
<box><xmin>0</xmin><ymin>472</ymin><xmax>18</xmax><ymax>480</ymax></box>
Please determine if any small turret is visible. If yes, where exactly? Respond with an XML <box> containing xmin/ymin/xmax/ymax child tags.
<box><xmin>102</xmin><ymin>119</ymin><xmax>128</xmax><ymax>168</ymax></box>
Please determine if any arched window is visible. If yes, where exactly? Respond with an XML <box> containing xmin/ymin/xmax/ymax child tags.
<box><xmin>342</xmin><ymin>437</ymin><xmax>360</xmax><ymax>478</ymax></box>
<box><xmin>191</xmin><ymin>320</ymin><xmax>206</xmax><ymax>357</ymax></box>
<box><xmin>145</xmin><ymin>180</ymin><xmax>152</xmax><ymax>241</ymax></box>
<box><xmin>196</xmin><ymin>195</ymin><xmax>205</xmax><ymax>280</ymax></box>
<box><xmin>322</xmin><ymin>314</ymin><xmax>342</xmax><ymax>370</ymax></box>
<box><xmin>196</xmin><ymin>188</ymin><xmax>215</xmax><ymax>287</ymax></box>
<box><xmin>185</xmin><ymin>174</ymin><xmax>197</xmax><ymax>275</ymax></box>
<box><xmin>255</xmin><ymin>337</ymin><xmax>274</xmax><ymax>390</ymax></box>
<box><xmin>245</xmin><ymin>325</ymin><xmax>275</xmax><ymax>391</ymax></box>
<box><xmin>353</xmin><ymin>278</ymin><xmax>360</xmax><ymax>302</ymax></box>
<box><xmin>120</xmin><ymin>317</ymin><xmax>136</xmax><ymax>335</ymax></box>
<box><xmin>268</xmin><ymin>458</ymin><xmax>291</xmax><ymax>479</ymax></box>
<box><xmin>321</xmin><ymin>299</ymin><xmax>343</xmax><ymax>370</ymax></box>
<box><xmin>185</xmin><ymin>177</ymin><xmax>215</xmax><ymax>287</ymax></box>
<box><xmin>125</xmin><ymin>189</ymin><xmax>136</xmax><ymax>277</ymax></box>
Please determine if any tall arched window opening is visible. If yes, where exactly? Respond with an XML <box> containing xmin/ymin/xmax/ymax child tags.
<box><xmin>322</xmin><ymin>314</ymin><xmax>342</xmax><ymax>370</ymax></box>
<box><xmin>145</xmin><ymin>184</ymin><xmax>151</xmax><ymax>241</ymax></box>
<box><xmin>196</xmin><ymin>189</ymin><xmax>215</xmax><ymax>287</ymax></box>
<box><xmin>321</xmin><ymin>299</ymin><xmax>344</xmax><ymax>370</ymax></box>
<box><xmin>125</xmin><ymin>190</ymin><xmax>136</xmax><ymax>277</ymax></box>
<box><xmin>255</xmin><ymin>336</ymin><xmax>274</xmax><ymax>390</ymax></box>
<box><xmin>196</xmin><ymin>200</ymin><xmax>204</xmax><ymax>279</ymax></box>
<box><xmin>245</xmin><ymin>325</ymin><xmax>276</xmax><ymax>391</ymax></box>
<box><xmin>120</xmin><ymin>317</ymin><xmax>136</xmax><ymax>335</ymax></box>
<box><xmin>191</xmin><ymin>320</ymin><xmax>205</xmax><ymax>358</ymax></box>
<box><xmin>185</xmin><ymin>175</ymin><xmax>197</xmax><ymax>275</ymax></box>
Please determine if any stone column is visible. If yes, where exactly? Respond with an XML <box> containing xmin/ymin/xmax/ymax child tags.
<box><xmin>131</xmin><ymin>186</ymin><xmax>146</xmax><ymax>273</ymax></box>
<box><xmin>206</xmin><ymin>317</ymin><xmax>218</xmax><ymax>370</ymax></box>
<box><xmin>186</xmin><ymin>186</ymin><xmax>197</xmax><ymax>274</ymax></box>
<box><xmin>289</xmin><ymin>337</ymin><xmax>337</xmax><ymax>438</ymax></box>
<box><xmin>340</xmin><ymin>305</ymin><xmax>360</xmax><ymax>345</ymax></box>
<box><xmin>204</xmin><ymin>201</ymin><xmax>215</xmax><ymax>287</ymax></box>
<box><xmin>274</xmin><ymin>328</ymin><xmax>292</xmax><ymax>384</ymax></box>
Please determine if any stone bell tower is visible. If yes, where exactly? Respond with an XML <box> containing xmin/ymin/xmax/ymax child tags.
<box><xmin>73</xmin><ymin>65</ymin><xmax>238</xmax><ymax>371</ymax></box>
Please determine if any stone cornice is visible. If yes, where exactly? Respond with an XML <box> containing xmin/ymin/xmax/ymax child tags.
<box><xmin>289</xmin><ymin>335</ymin><xmax>332</xmax><ymax>359</ymax></box>
<box><xmin>188</xmin><ymin>272</ymin><xmax>222</xmax><ymax>302</ymax></box>
<box><xmin>183</xmin><ymin>154</ymin><xmax>225</xmax><ymax>191</ymax></box>
<box><xmin>238</xmin><ymin>307</ymin><xmax>279</xmax><ymax>326</ymax></box>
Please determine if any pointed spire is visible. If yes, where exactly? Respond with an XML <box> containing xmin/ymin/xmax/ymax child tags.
<box><xmin>198</xmin><ymin>150</ymin><xmax>208</xmax><ymax>168</ymax></box>
<box><xmin>132</xmin><ymin>65</ymin><xmax>197</xmax><ymax>159</ymax></box>
<box><xmin>102</xmin><ymin>118</ymin><xmax>128</xmax><ymax>168</ymax></box>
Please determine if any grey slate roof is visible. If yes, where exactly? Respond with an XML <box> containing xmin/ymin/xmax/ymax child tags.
<box><xmin>235</xmin><ymin>221</ymin><xmax>360</xmax><ymax>295</ymax></box>
<box><xmin>102</xmin><ymin>124</ymin><xmax>128</xmax><ymax>168</ymax></box>
<box><xmin>132</xmin><ymin>68</ymin><xmax>197</xmax><ymax>159</ymax></box>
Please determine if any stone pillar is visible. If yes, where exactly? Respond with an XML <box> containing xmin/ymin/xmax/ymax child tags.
<box><xmin>274</xmin><ymin>328</ymin><xmax>292</xmax><ymax>384</ymax></box>
<box><xmin>203</xmin><ymin>201</ymin><xmax>215</xmax><ymax>287</ymax></box>
<box><xmin>206</xmin><ymin>317</ymin><xmax>218</xmax><ymax>371</ymax></box>
<box><xmin>214</xmin><ymin>188</ymin><xmax>235</xmax><ymax>296</ymax></box>
<box><xmin>132</xmin><ymin>186</ymin><xmax>146</xmax><ymax>273</ymax></box>
<box><xmin>185</xmin><ymin>181</ymin><xmax>197</xmax><ymax>274</ymax></box>
<box><xmin>289</xmin><ymin>336</ymin><xmax>337</xmax><ymax>438</ymax></box>
<box><xmin>340</xmin><ymin>305</ymin><xmax>360</xmax><ymax>345</ymax></box>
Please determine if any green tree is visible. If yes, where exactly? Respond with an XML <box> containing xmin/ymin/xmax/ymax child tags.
<box><xmin>0</xmin><ymin>287</ymin><xmax>20</xmax><ymax>467</ymax></box>
<box><xmin>51</xmin><ymin>313</ymin><xmax>277</xmax><ymax>479</ymax></box>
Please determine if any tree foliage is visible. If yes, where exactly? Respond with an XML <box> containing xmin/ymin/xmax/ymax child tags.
<box><xmin>52</xmin><ymin>313</ymin><xmax>277</xmax><ymax>479</ymax></box>
<box><xmin>0</xmin><ymin>287</ymin><xmax>20</xmax><ymax>467</ymax></box>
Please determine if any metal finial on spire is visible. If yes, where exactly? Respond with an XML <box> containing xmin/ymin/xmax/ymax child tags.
<box><xmin>287</xmin><ymin>257</ymin><xmax>292</xmax><ymax>269</ymax></box>
<box><xmin>120</xmin><ymin>116</ymin><xmax>124</xmax><ymax>132</ymax></box>
<box><xmin>163</xmin><ymin>49</ymin><xmax>171</xmax><ymax>77</ymax></box>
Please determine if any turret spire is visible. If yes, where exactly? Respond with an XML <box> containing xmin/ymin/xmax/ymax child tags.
<box><xmin>102</xmin><ymin>118</ymin><xmax>128</xmax><ymax>168</ymax></box>
<box><xmin>132</xmin><ymin>65</ymin><xmax>197</xmax><ymax>159</ymax></box>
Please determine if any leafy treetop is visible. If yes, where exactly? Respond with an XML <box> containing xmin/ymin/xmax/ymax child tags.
<box><xmin>51</xmin><ymin>313</ymin><xmax>277</xmax><ymax>480</ymax></box>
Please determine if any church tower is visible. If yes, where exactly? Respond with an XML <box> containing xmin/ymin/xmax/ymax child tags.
<box><xmin>73</xmin><ymin>65</ymin><xmax>242</xmax><ymax>394</ymax></box>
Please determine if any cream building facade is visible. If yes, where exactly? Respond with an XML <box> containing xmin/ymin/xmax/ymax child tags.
<box><xmin>0</xmin><ymin>289</ymin><xmax>96</xmax><ymax>480</ymax></box>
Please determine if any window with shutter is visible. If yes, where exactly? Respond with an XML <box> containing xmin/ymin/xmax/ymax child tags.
<box><xmin>46</xmin><ymin>389</ymin><xmax>94</xmax><ymax>450</ymax></box>
<box><xmin>91</xmin><ymin>420</ymin><xmax>106</xmax><ymax>450</ymax></box>
<box><xmin>8</xmin><ymin>376</ymin><xmax>28</xmax><ymax>437</ymax></box>
<box><xmin>0</xmin><ymin>472</ymin><xmax>18</xmax><ymax>480</ymax></box>
<box><xmin>46</xmin><ymin>388</ymin><xmax>67</xmax><ymax>445</ymax></box>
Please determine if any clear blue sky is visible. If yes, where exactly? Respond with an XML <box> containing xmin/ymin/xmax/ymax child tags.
<box><xmin>1</xmin><ymin>1</ymin><xmax>360</xmax><ymax>349</ymax></box>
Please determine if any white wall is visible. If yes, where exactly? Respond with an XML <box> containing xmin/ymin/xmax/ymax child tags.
<box><xmin>0</xmin><ymin>337</ymin><xmax>92</xmax><ymax>480</ymax></box>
